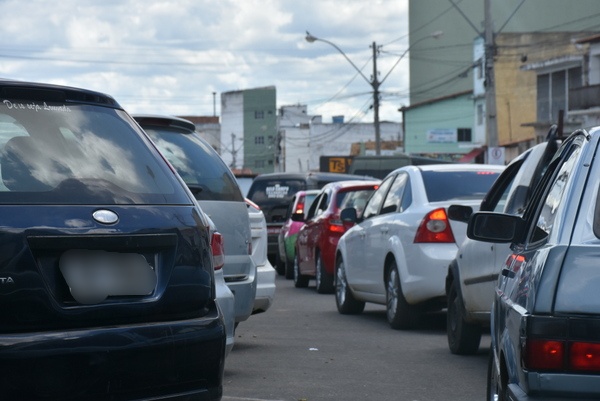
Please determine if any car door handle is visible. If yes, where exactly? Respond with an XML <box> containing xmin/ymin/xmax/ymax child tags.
<box><xmin>380</xmin><ymin>226</ymin><xmax>388</xmax><ymax>234</ymax></box>
<box><xmin>359</xmin><ymin>232</ymin><xmax>366</xmax><ymax>239</ymax></box>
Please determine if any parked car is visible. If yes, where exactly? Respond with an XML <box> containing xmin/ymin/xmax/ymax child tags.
<box><xmin>445</xmin><ymin>129</ymin><xmax>559</xmax><ymax>355</ymax></box>
<box><xmin>467</xmin><ymin>128</ymin><xmax>600</xmax><ymax>400</ymax></box>
<box><xmin>246</xmin><ymin>172</ymin><xmax>374</xmax><ymax>274</ymax></box>
<box><xmin>246</xmin><ymin>198</ymin><xmax>276</xmax><ymax>314</ymax></box>
<box><xmin>134</xmin><ymin>115</ymin><xmax>257</xmax><ymax>326</ymax></box>
<box><xmin>294</xmin><ymin>180</ymin><xmax>380</xmax><ymax>293</ymax></box>
<box><xmin>335</xmin><ymin>164</ymin><xmax>503</xmax><ymax>329</ymax></box>
<box><xmin>208</xmin><ymin>216</ymin><xmax>236</xmax><ymax>357</ymax></box>
<box><xmin>0</xmin><ymin>80</ymin><xmax>225</xmax><ymax>400</ymax></box>
<box><xmin>277</xmin><ymin>189</ymin><xmax>320</xmax><ymax>279</ymax></box>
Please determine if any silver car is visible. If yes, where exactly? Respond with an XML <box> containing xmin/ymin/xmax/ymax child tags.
<box><xmin>134</xmin><ymin>115</ymin><xmax>257</xmax><ymax>325</ymax></box>
<box><xmin>445</xmin><ymin>130</ymin><xmax>559</xmax><ymax>355</ymax></box>
<box><xmin>469</xmin><ymin>127</ymin><xmax>600</xmax><ymax>400</ymax></box>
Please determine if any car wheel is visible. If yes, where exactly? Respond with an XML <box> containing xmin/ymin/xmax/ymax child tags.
<box><xmin>294</xmin><ymin>254</ymin><xmax>309</xmax><ymax>288</ymax></box>
<box><xmin>275</xmin><ymin>252</ymin><xmax>285</xmax><ymax>276</ymax></box>
<box><xmin>447</xmin><ymin>280</ymin><xmax>482</xmax><ymax>355</ymax></box>
<box><xmin>284</xmin><ymin>253</ymin><xmax>294</xmax><ymax>280</ymax></box>
<box><xmin>386</xmin><ymin>261</ymin><xmax>417</xmax><ymax>330</ymax></box>
<box><xmin>315</xmin><ymin>252</ymin><xmax>334</xmax><ymax>294</ymax></box>
<box><xmin>486</xmin><ymin>348</ymin><xmax>508</xmax><ymax>401</ymax></box>
<box><xmin>335</xmin><ymin>257</ymin><xmax>365</xmax><ymax>314</ymax></box>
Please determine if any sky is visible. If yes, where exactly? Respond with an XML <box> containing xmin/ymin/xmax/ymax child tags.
<box><xmin>0</xmin><ymin>0</ymin><xmax>411</xmax><ymax>124</ymax></box>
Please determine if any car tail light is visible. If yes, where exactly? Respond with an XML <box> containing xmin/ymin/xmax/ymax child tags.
<box><xmin>570</xmin><ymin>342</ymin><xmax>600</xmax><ymax>371</ymax></box>
<box><xmin>327</xmin><ymin>216</ymin><xmax>346</xmax><ymax>234</ymax></box>
<box><xmin>294</xmin><ymin>196</ymin><xmax>305</xmax><ymax>215</ymax></box>
<box><xmin>522</xmin><ymin>317</ymin><xmax>600</xmax><ymax>373</ymax></box>
<box><xmin>414</xmin><ymin>208</ymin><xmax>455</xmax><ymax>243</ymax></box>
<box><xmin>211</xmin><ymin>232</ymin><xmax>225</xmax><ymax>270</ymax></box>
<box><xmin>524</xmin><ymin>339</ymin><xmax>565</xmax><ymax>370</ymax></box>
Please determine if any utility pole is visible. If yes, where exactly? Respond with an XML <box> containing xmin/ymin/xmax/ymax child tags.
<box><xmin>371</xmin><ymin>42</ymin><xmax>382</xmax><ymax>155</ymax></box>
<box><xmin>484</xmin><ymin>0</ymin><xmax>498</xmax><ymax>148</ymax></box>
<box><xmin>230</xmin><ymin>133</ymin><xmax>237</xmax><ymax>169</ymax></box>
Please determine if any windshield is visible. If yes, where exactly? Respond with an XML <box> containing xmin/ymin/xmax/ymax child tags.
<box><xmin>0</xmin><ymin>99</ymin><xmax>189</xmax><ymax>205</ymax></box>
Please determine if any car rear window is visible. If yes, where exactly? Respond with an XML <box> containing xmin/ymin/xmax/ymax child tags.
<box><xmin>0</xmin><ymin>100</ymin><xmax>189</xmax><ymax>205</ymax></box>
<box><xmin>421</xmin><ymin>170</ymin><xmax>500</xmax><ymax>202</ymax></box>
<box><xmin>247</xmin><ymin>179</ymin><xmax>306</xmax><ymax>206</ymax></box>
<box><xmin>143</xmin><ymin>127</ymin><xmax>244</xmax><ymax>202</ymax></box>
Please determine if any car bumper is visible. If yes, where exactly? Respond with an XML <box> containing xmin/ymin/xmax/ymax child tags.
<box><xmin>0</xmin><ymin>307</ymin><xmax>225</xmax><ymax>401</ymax></box>
<box><xmin>507</xmin><ymin>372</ymin><xmax>600</xmax><ymax>400</ymax></box>
<box><xmin>215</xmin><ymin>269</ymin><xmax>235</xmax><ymax>357</ymax></box>
<box><xmin>402</xmin><ymin>243</ymin><xmax>457</xmax><ymax>304</ymax></box>
<box><xmin>253</xmin><ymin>261</ymin><xmax>277</xmax><ymax>314</ymax></box>
<box><xmin>223</xmin><ymin>255</ymin><xmax>257</xmax><ymax>323</ymax></box>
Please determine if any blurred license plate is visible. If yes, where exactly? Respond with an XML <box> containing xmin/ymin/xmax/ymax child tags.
<box><xmin>267</xmin><ymin>227</ymin><xmax>281</xmax><ymax>235</ymax></box>
<box><xmin>59</xmin><ymin>249</ymin><xmax>157</xmax><ymax>304</ymax></box>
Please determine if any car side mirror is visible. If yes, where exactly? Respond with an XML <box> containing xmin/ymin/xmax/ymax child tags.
<box><xmin>467</xmin><ymin>212</ymin><xmax>522</xmax><ymax>243</ymax></box>
<box><xmin>290</xmin><ymin>212</ymin><xmax>304</xmax><ymax>222</ymax></box>
<box><xmin>447</xmin><ymin>204</ymin><xmax>473</xmax><ymax>223</ymax></box>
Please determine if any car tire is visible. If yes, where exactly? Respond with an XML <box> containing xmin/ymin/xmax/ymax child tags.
<box><xmin>447</xmin><ymin>280</ymin><xmax>482</xmax><ymax>355</ymax></box>
<box><xmin>386</xmin><ymin>261</ymin><xmax>417</xmax><ymax>330</ymax></box>
<box><xmin>275</xmin><ymin>252</ymin><xmax>285</xmax><ymax>276</ymax></box>
<box><xmin>284</xmin><ymin>253</ymin><xmax>294</xmax><ymax>280</ymax></box>
<box><xmin>294</xmin><ymin>254</ymin><xmax>310</xmax><ymax>288</ymax></box>
<box><xmin>486</xmin><ymin>348</ymin><xmax>508</xmax><ymax>401</ymax></box>
<box><xmin>315</xmin><ymin>252</ymin><xmax>334</xmax><ymax>294</ymax></box>
<box><xmin>335</xmin><ymin>257</ymin><xmax>365</xmax><ymax>314</ymax></box>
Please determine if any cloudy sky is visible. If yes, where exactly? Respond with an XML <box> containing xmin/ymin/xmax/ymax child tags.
<box><xmin>0</xmin><ymin>0</ymin><xmax>412</xmax><ymax>123</ymax></box>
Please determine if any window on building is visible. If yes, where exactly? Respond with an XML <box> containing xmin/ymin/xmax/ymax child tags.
<box><xmin>255</xmin><ymin>136</ymin><xmax>264</xmax><ymax>145</ymax></box>
<box><xmin>255</xmin><ymin>111</ymin><xmax>264</xmax><ymax>119</ymax></box>
<box><xmin>457</xmin><ymin>128</ymin><xmax>472</xmax><ymax>142</ymax></box>
<box><xmin>537</xmin><ymin>66</ymin><xmax>582</xmax><ymax>122</ymax></box>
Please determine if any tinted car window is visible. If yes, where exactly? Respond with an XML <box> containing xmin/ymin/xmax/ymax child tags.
<box><xmin>0</xmin><ymin>102</ymin><xmax>187</xmax><ymax>205</ymax></box>
<box><xmin>421</xmin><ymin>170</ymin><xmax>500</xmax><ymax>202</ymax></box>
<box><xmin>143</xmin><ymin>126</ymin><xmax>243</xmax><ymax>202</ymax></box>
<box><xmin>247</xmin><ymin>179</ymin><xmax>306</xmax><ymax>205</ymax></box>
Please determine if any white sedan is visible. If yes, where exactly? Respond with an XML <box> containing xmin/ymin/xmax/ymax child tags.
<box><xmin>335</xmin><ymin>163</ymin><xmax>504</xmax><ymax>329</ymax></box>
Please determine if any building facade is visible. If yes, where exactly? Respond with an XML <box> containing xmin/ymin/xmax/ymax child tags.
<box><xmin>220</xmin><ymin>86</ymin><xmax>277</xmax><ymax>174</ymax></box>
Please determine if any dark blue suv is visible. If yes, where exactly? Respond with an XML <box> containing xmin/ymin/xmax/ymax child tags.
<box><xmin>0</xmin><ymin>80</ymin><xmax>225</xmax><ymax>400</ymax></box>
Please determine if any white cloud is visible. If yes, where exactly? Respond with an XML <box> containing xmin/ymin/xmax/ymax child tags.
<box><xmin>0</xmin><ymin>0</ymin><xmax>409</xmax><ymax>122</ymax></box>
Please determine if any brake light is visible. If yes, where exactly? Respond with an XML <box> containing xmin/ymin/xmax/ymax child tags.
<box><xmin>414</xmin><ymin>208</ymin><xmax>455</xmax><ymax>243</ymax></box>
<box><xmin>570</xmin><ymin>342</ymin><xmax>600</xmax><ymax>371</ymax></box>
<box><xmin>294</xmin><ymin>198</ymin><xmax>305</xmax><ymax>215</ymax></box>
<box><xmin>211</xmin><ymin>232</ymin><xmax>225</xmax><ymax>270</ymax></box>
<box><xmin>327</xmin><ymin>217</ymin><xmax>345</xmax><ymax>234</ymax></box>
<box><xmin>524</xmin><ymin>339</ymin><xmax>564</xmax><ymax>370</ymax></box>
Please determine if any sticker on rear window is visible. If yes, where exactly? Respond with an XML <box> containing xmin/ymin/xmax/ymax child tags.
<box><xmin>266</xmin><ymin>185</ymin><xmax>290</xmax><ymax>199</ymax></box>
<box><xmin>2</xmin><ymin>100</ymin><xmax>72</xmax><ymax>113</ymax></box>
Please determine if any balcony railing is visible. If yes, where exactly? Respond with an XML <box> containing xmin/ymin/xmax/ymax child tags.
<box><xmin>570</xmin><ymin>84</ymin><xmax>600</xmax><ymax>111</ymax></box>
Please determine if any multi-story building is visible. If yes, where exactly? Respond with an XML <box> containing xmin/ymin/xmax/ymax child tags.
<box><xmin>406</xmin><ymin>0</ymin><xmax>600</xmax><ymax>162</ymax></box>
<box><xmin>220</xmin><ymin>86</ymin><xmax>277</xmax><ymax>175</ymax></box>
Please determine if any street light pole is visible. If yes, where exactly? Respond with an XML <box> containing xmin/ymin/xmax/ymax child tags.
<box><xmin>305</xmin><ymin>31</ymin><xmax>442</xmax><ymax>156</ymax></box>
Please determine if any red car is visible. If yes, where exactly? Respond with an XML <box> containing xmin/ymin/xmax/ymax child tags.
<box><xmin>294</xmin><ymin>180</ymin><xmax>380</xmax><ymax>293</ymax></box>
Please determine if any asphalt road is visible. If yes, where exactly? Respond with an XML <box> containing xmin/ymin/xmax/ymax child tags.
<box><xmin>223</xmin><ymin>274</ymin><xmax>491</xmax><ymax>401</ymax></box>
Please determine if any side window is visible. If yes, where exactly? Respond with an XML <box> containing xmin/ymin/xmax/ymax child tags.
<box><xmin>381</xmin><ymin>172</ymin><xmax>409</xmax><ymax>215</ymax></box>
<box><xmin>316</xmin><ymin>192</ymin><xmax>329</xmax><ymax>216</ymax></box>
<box><xmin>530</xmin><ymin>145</ymin><xmax>581</xmax><ymax>243</ymax></box>
<box><xmin>493</xmin><ymin>175</ymin><xmax>517</xmax><ymax>213</ymax></box>
<box><xmin>305</xmin><ymin>193</ymin><xmax>323</xmax><ymax>220</ymax></box>
<box><xmin>362</xmin><ymin>175</ymin><xmax>395</xmax><ymax>219</ymax></box>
